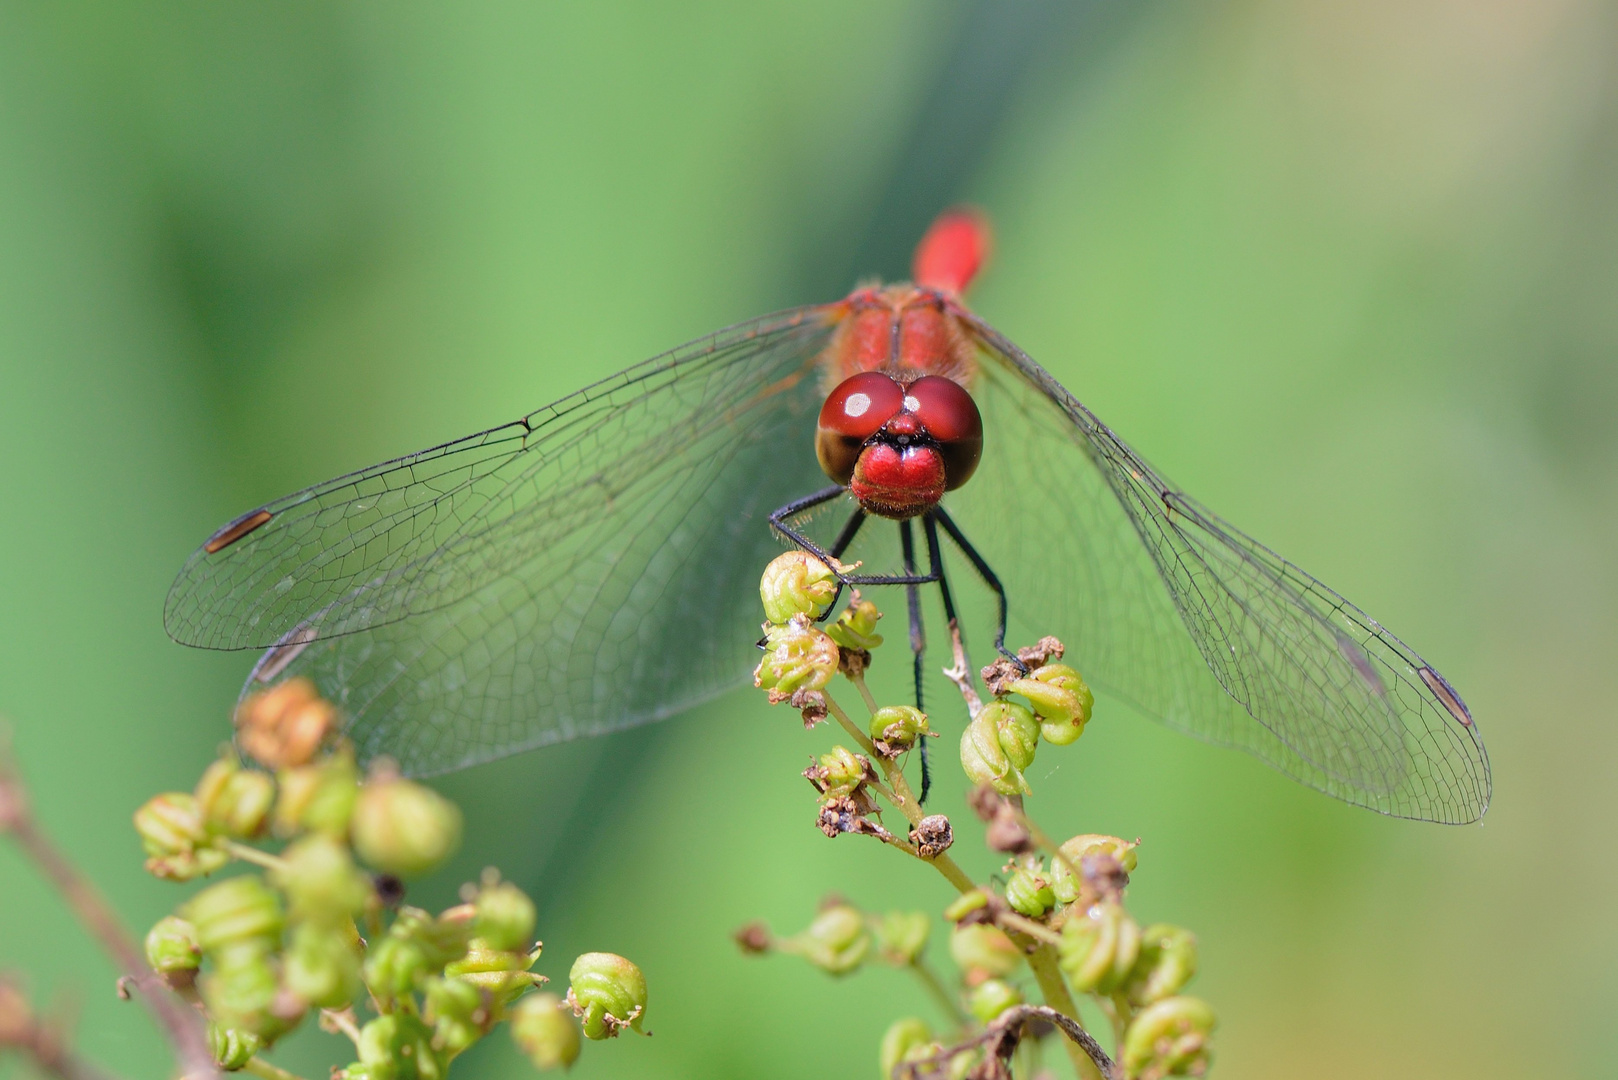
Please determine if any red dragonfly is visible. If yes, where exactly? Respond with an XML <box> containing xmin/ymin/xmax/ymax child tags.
<box><xmin>166</xmin><ymin>210</ymin><xmax>1490</xmax><ymax>824</ymax></box>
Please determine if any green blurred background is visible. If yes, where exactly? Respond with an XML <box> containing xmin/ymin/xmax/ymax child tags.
<box><xmin>3</xmin><ymin>2</ymin><xmax>1615</xmax><ymax>1077</ymax></box>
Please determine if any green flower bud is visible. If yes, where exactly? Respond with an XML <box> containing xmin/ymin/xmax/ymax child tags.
<box><xmin>135</xmin><ymin>792</ymin><xmax>229</xmax><ymax>881</ymax></box>
<box><xmin>199</xmin><ymin>945</ymin><xmax>287</xmax><ymax>1037</ymax></box>
<box><xmin>423</xmin><ymin>975</ymin><xmax>492</xmax><ymax>1057</ymax></box>
<box><xmin>816</xmin><ymin>746</ymin><xmax>869</xmax><ymax>798</ymax></box>
<box><xmin>1124</xmin><ymin>925</ymin><xmax>1199</xmax><ymax>1007</ymax></box>
<box><xmin>474</xmin><ymin>879</ymin><xmax>537</xmax><ymax>953</ymax></box>
<box><xmin>941</xmin><ymin>889</ymin><xmax>990</xmax><ymax>923</ymax></box>
<box><xmin>948</xmin><ymin>923</ymin><xmax>1020</xmax><ymax>980</ymax></box>
<box><xmin>959</xmin><ymin>711</ymin><xmax>1029</xmax><ymax>796</ymax></box>
<box><xmin>144</xmin><ymin>915</ymin><xmax>201</xmax><ymax>988</ymax></box>
<box><xmin>754</xmin><ymin>615</ymin><xmax>839</xmax><ymax>697</ymax></box>
<box><xmin>869</xmin><ymin>705</ymin><xmax>928</xmax><ymax>755</ymax></box>
<box><xmin>1004</xmin><ymin>863</ymin><xmax>1056</xmax><ymax>918</ymax></box>
<box><xmin>510</xmin><ymin>992</ymin><xmax>580</xmax><ymax>1071</ymax></box>
<box><xmin>1121</xmin><ymin>995</ymin><xmax>1216</xmax><ymax>1077</ymax></box>
<box><xmin>356</xmin><ymin>1013</ymin><xmax>438</xmax><ymax>1080</ymax></box>
<box><xmin>351</xmin><ymin>766</ymin><xmax>463</xmax><ymax>878</ymax></box>
<box><xmin>568</xmin><ymin>952</ymin><xmax>647</xmax><ymax>1040</ymax></box>
<box><xmin>1058</xmin><ymin>901</ymin><xmax>1140</xmax><ymax>994</ymax></box>
<box><xmin>274</xmin><ymin>747</ymin><xmax>359</xmax><ymax>838</ymax></box>
<box><xmin>965</xmin><ymin>978</ymin><xmax>1023</xmax><ymax>1024</ymax></box>
<box><xmin>195</xmin><ymin>757</ymin><xmax>276</xmax><ymax>840</ymax></box>
<box><xmin>760</xmin><ymin>550</ymin><xmax>838</xmax><ymax>624</ymax></box>
<box><xmin>207</xmin><ymin>1022</ymin><xmax>263</xmax><ymax>1071</ymax></box>
<box><xmin>363</xmin><ymin>907</ymin><xmax>474</xmax><ymax>1000</ymax></box>
<box><xmin>284</xmin><ymin>922</ymin><xmax>361</xmax><ymax>1009</ymax></box>
<box><xmin>1007</xmin><ymin>663</ymin><xmax>1093</xmax><ymax>746</ymax></box>
<box><xmin>187</xmin><ymin>875</ymin><xmax>284</xmax><ymax>954</ymax></box>
<box><xmin>879</xmin><ymin>1018</ymin><xmax>933</xmax><ymax>1080</ymax></box>
<box><xmin>272</xmin><ymin>835</ymin><xmax>371</xmax><ymax>925</ymax></box>
<box><xmin>873</xmin><ymin>910</ymin><xmax>930</xmax><ymax>966</ymax></box>
<box><xmin>443</xmin><ymin>940</ymin><xmax>543</xmax><ymax>1003</ymax></box>
<box><xmin>1049</xmin><ymin>835</ymin><xmax>1139</xmax><ymax>904</ymax></box>
<box><xmin>784</xmin><ymin>903</ymin><xmax>870</xmax><ymax>976</ymax></box>
<box><xmin>987</xmin><ymin>702</ymin><xmax>1040</xmax><ymax>770</ymax></box>
<box><xmin>825</xmin><ymin>594</ymin><xmax>884</xmax><ymax>651</ymax></box>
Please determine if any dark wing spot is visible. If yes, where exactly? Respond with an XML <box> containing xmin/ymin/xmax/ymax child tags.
<box><xmin>204</xmin><ymin>508</ymin><xmax>274</xmax><ymax>553</ymax></box>
<box><xmin>1418</xmin><ymin>666</ymin><xmax>1473</xmax><ymax>727</ymax></box>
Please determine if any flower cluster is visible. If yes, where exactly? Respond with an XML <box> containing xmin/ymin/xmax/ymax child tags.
<box><xmin>132</xmin><ymin>678</ymin><xmax>646</xmax><ymax>1077</ymax></box>
<box><xmin>745</xmin><ymin>551</ymin><xmax>1216</xmax><ymax>1079</ymax></box>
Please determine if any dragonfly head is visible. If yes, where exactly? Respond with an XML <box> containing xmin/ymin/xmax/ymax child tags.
<box><xmin>815</xmin><ymin>370</ymin><xmax>983</xmax><ymax>519</ymax></box>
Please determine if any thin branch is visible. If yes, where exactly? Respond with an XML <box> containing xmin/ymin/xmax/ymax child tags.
<box><xmin>0</xmin><ymin>978</ymin><xmax>127</xmax><ymax>1080</ymax></box>
<box><xmin>242</xmin><ymin>1056</ymin><xmax>310</xmax><ymax>1080</ymax></box>
<box><xmin>0</xmin><ymin>736</ymin><xmax>217</xmax><ymax>1079</ymax></box>
<box><xmin>893</xmin><ymin>1003</ymin><xmax>1114</xmax><ymax>1080</ymax></box>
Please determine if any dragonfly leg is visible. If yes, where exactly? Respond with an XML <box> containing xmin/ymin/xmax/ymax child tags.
<box><xmin>900</xmin><ymin>519</ymin><xmax>930</xmax><ymax>803</ymax></box>
<box><xmin>769</xmin><ymin>488</ymin><xmax>936</xmax><ymax>588</ymax></box>
<box><xmin>930</xmin><ymin>505</ymin><xmax>1020</xmax><ymax>666</ymax></box>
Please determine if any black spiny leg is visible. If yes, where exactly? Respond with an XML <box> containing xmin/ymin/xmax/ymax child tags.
<box><xmin>931</xmin><ymin>505</ymin><xmax>1017</xmax><ymax>663</ymax></box>
<box><xmin>899</xmin><ymin>518</ymin><xmax>931</xmax><ymax>803</ymax></box>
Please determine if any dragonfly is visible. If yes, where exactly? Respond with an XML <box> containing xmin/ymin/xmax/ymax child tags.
<box><xmin>165</xmin><ymin>210</ymin><xmax>1490</xmax><ymax>824</ymax></box>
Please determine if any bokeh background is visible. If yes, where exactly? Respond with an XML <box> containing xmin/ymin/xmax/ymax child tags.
<box><xmin>3</xmin><ymin>1</ymin><xmax>1615</xmax><ymax>1077</ymax></box>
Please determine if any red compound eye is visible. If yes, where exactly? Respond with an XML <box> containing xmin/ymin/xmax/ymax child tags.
<box><xmin>904</xmin><ymin>376</ymin><xmax>982</xmax><ymax>490</ymax></box>
<box><xmin>816</xmin><ymin>372</ymin><xmax>906</xmax><ymax>485</ymax></box>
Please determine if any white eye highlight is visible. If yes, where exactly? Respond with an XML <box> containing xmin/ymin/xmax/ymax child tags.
<box><xmin>844</xmin><ymin>392</ymin><xmax>872</xmax><ymax>418</ymax></box>
<box><xmin>904</xmin><ymin>395</ymin><xmax>921</xmax><ymax>413</ymax></box>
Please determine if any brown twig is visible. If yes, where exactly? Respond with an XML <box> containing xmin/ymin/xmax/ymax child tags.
<box><xmin>0</xmin><ymin>735</ymin><xmax>217</xmax><ymax>1079</ymax></box>
<box><xmin>893</xmin><ymin>1003</ymin><xmax>1114</xmax><ymax>1080</ymax></box>
<box><xmin>0</xmin><ymin>976</ymin><xmax>124</xmax><ymax>1080</ymax></box>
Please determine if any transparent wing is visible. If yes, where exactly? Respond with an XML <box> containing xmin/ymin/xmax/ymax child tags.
<box><xmin>171</xmin><ymin>308</ymin><xmax>838</xmax><ymax>775</ymax></box>
<box><xmin>944</xmin><ymin>316</ymin><xmax>1490</xmax><ymax>823</ymax></box>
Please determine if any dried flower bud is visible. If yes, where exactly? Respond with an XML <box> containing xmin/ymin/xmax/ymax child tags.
<box><xmin>869</xmin><ymin>705</ymin><xmax>929</xmax><ymax>756</ymax></box>
<box><xmin>1049</xmin><ymin>835</ymin><xmax>1139</xmax><ymax>904</ymax></box>
<box><xmin>144</xmin><ymin>916</ymin><xmax>201</xmax><ymax>989</ymax></box>
<box><xmin>567</xmin><ymin>952</ymin><xmax>647</xmax><ymax>1039</ymax></box>
<box><xmin>825</xmin><ymin>592</ymin><xmax>884</xmax><ymax>651</ymax></box>
<box><xmin>1004</xmin><ymin>862</ymin><xmax>1056</xmax><ymax>918</ymax></box>
<box><xmin>273</xmin><ymin>747</ymin><xmax>359</xmax><ymax>838</ymax></box>
<box><xmin>284</xmin><ymin>921</ymin><xmax>361</xmax><ymax>1009</ymax></box>
<box><xmin>351</xmin><ymin>764</ymin><xmax>462</xmax><ymax>878</ymax></box>
<box><xmin>754</xmin><ymin>615</ymin><xmax>839</xmax><ymax>698</ymax></box>
<box><xmin>783</xmin><ymin>903</ymin><xmax>870</xmax><ymax>976</ymax></box>
<box><xmin>908</xmin><ymin>814</ymin><xmax>953</xmax><ymax>858</ymax></box>
<box><xmin>187</xmin><ymin>875</ymin><xmax>284</xmax><ymax>954</ymax></box>
<box><xmin>235</xmin><ymin>678</ymin><xmax>336</xmax><ymax>769</ymax></box>
<box><xmin>207</xmin><ymin>1022</ymin><xmax>263</xmax><ymax>1071</ymax></box>
<box><xmin>965</xmin><ymin>977</ymin><xmax>1022</xmax><ymax>1024</ymax></box>
<box><xmin>760</xmin><ymin>550</ymin><xmax>838</xmax><ymax>624</ymax></box>
<box><xmin>873</xmin><ymin>911</ymin><xmax>930</xmax><ymax>965</ymax></box>
<box><xmin>1058</xmin><ymin>900</ymin><xmax>1140</xmax><ymax>994</ymax></box>
<box><xmin>474</xmin><ymin>878</ymin><xmax>537</xmax><ymax>953</ymax></box>
<box><xmin>1007</xmin><ymin>663</ymin><xmax>1093</xmax><ymax>746</ymax></box>
<box><xmin>879</xmin><ymin>1018</ymin><xmax>934</xmax><ymax>1080</ymax></box>
<box><xmin>510</xmin><ymin>991</ymin><xmax>581</xmax><ymax>1070</ymax></box>
<box><xmin>1124</xmin><ymin>924</ymin><xmax>1199</xmax><ymax>1007</ymax></box>
<box><xmin>195</xmin><ymin>757</ymin><xmax>276</xmax><ymax>840</ymax></box>
<box><xmin>949</xmin><ymin>923</ymin><xmax>1021</xmax><ymax>981</ymax></box>
<box><xmin>959</xmin><ymin>709</ymin><xmax>1029</xmax><ymax>796</ymax></box>
<box><xmin>272</xmin><ymin>835</ymin><xmax>371</xmax><ymax>926</ymax></box>
<box><xmin>1121</xmin><ymin>995</ymin><xmax>1216</xmax><ymax>1077</ymax></box>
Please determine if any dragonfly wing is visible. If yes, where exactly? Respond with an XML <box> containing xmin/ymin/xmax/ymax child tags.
<box><xmin>181</xmin><ymin>309</ymin><xmax>838</xmax><ymax>774</ymax></box>
<box><xmin>167</xmin><ymin>309</ymin><xmax>834</xmax><ymax>652</ymax></box>
<box><xmin>947</xmin><ymin>317</ymin><xmax>1490</xmax><ymax>823</ymax></box>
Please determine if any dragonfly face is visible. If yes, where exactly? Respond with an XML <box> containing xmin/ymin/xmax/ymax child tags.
<box><xmin>165</xmin><ymin>208</ymin><xmax>1491</xmax><ymax>824</ymax></box>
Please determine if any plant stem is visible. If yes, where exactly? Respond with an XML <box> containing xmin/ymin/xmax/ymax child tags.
<box><xmin>243</xmin><ymin>1057</ymin><xmax>309</xmax><ymax>1080</ymax></box>
<box><xmin>908</xmin><ymin>960</ymin><xmax>970</xmax><ymax>1030</ymax></box>
<box><xmin>1026</xmin><ymin>944</ymin><xmax>1106</xmax><ymax>1080</ymax></box>
<box><xmin>0</xmin><ymin>978</ymin><xmax>129</xmax><ymax>1080</ymax></box>
<box><xmin>218</xmin><ymin>839</ymin><xmax>286</xmax><ymax>872</ymax></box>
<box><xmin>0</xmin><ymin>746</ymin><xmax>216</xmax><ymax>1079</ymax></box>
<box><xmin>824</xmin><ymin>692</ymin><xmax>977</xmax><ymax>894</ymax></box>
